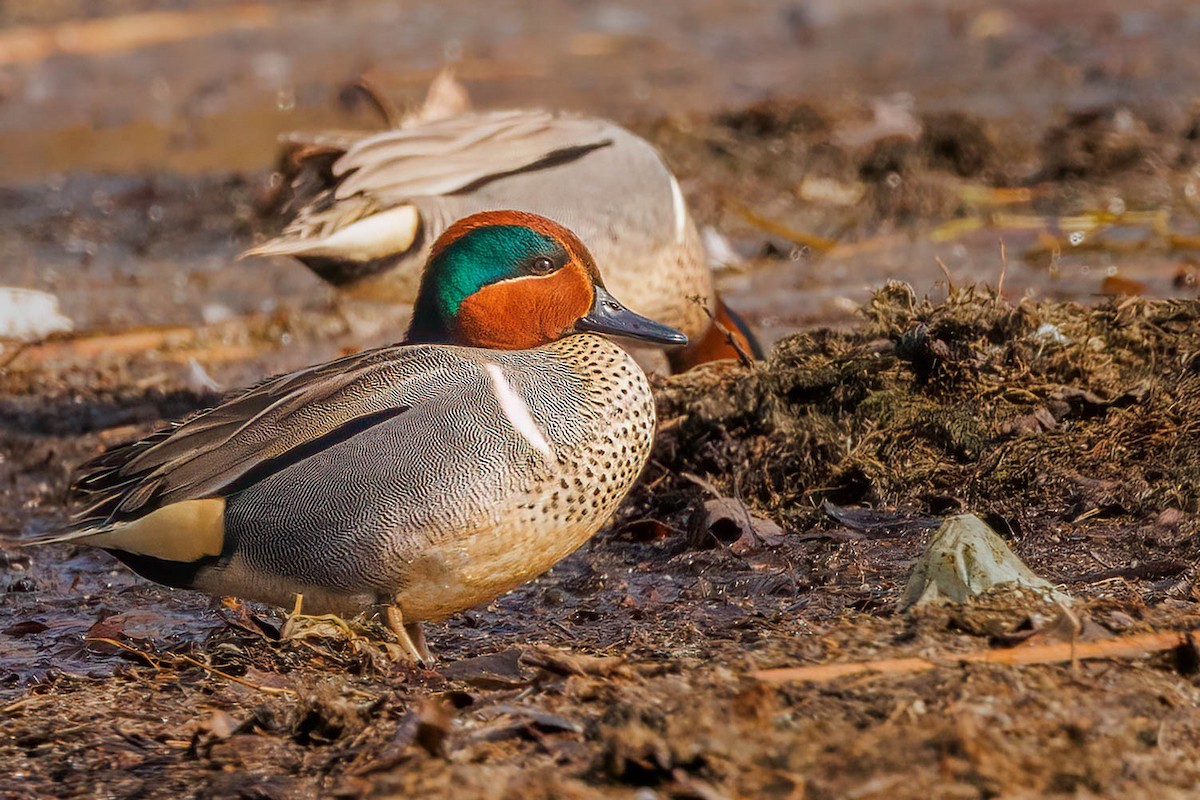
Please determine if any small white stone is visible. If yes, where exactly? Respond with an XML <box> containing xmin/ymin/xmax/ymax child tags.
<box><xmin>900</xmin><ymin>513</ymin><xmax>1071</xmax><ymax>610</ymax></box>
<box><xmin>0</xmin><ymin>287</ymin><xmax>73</xmax><ymax>342</ymax></box>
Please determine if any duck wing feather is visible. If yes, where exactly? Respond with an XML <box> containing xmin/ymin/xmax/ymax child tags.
<box><xmin>69</xmin><ymin>344</ymin><xmax>482</xmax><ymax>527</ymax></box>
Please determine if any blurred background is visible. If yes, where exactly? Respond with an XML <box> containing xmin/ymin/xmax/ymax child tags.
<box><xmin>1</xmin><ymin>0</ymin><xmax>1199</xmax><ymax>380</ymax></box>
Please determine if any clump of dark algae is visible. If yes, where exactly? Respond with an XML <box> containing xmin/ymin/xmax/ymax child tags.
<box><xmin>5</xmin><ymin>282</ymin><xmax>1200</xmax><ymax>800</ymax></box>
<box><xmin>651</xmin><ymin>282</ymin><xmax>1200</xmax><ymax>543</ymax></box>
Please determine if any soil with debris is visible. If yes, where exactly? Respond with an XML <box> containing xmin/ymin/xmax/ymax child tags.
<box><xmin>6</xmin><ymin>262</ymin><xmax>1200</xmax><ymax>800</ymax></box>
<box><xmin>9</xmin><ymin>289</ymin><xmax>1200</xmax><ymax>800</ymax></box>
<box><xmin>5</xmin><ymin>2</ymin><xmax>1200</xmax><ymax>799</ymax></box>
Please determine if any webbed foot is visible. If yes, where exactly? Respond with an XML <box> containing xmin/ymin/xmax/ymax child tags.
<box><xmin>383</xmin><ymin>605</ymin><xmax>436</xmax><ymax>666</ymax></box>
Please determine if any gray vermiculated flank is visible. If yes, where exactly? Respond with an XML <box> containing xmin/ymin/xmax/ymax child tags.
<box><xmin>211</xmin><ymin>334</ymin><xmax>655</xmax><ymax>617</ymax></box>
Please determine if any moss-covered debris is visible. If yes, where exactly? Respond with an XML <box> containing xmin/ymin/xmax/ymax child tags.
<box><xmin>655</xmin><ymin>283</ymin><xmax>1200</xmax><ymax>530</ymax></box>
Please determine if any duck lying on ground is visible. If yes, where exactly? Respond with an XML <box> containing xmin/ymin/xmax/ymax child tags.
<box><xmin>247</xmin><ymin>102</ymin><xmax>761</xmax><ymax>372</ymax></box>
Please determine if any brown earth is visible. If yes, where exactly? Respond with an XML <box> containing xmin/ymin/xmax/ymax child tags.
<box><xmin>4</xmin><ymin>2</ymin><xmax>1200</xmax><ymax>799</ymax></box>
<box><xmin>6</xmin><ymin>284</ymin><xmax>1200</xmax><ymax>800</ymax></box>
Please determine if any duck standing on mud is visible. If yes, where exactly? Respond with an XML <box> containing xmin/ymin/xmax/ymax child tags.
<box><xmin>14</xmin><ymin>211</ymin><xmax>686</xmax><ymax>664</ymax></box>
<box><xmin>246</xmin><ymin>89</ymin><xmax>760</xmax><ymax>373</ymax></box>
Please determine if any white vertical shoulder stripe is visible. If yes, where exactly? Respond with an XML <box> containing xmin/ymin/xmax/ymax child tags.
<box><xmin>484</xmin><ymin>363</ymin><xmax>555</xmax><ymax>461</ymax></box>
<box><xmin>668</xmin><ymin>173</ymin><xmax>687</xmax><ymax>246</ymax></box>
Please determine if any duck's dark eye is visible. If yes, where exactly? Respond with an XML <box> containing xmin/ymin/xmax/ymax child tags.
<box><xmin>531</xmin><ymin>256</ymin><xmax>555</xmax><ymax>275</ymax></box>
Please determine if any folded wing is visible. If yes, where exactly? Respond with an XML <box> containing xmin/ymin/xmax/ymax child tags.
<box><xmin>245</xmin><ymin>110</ymin><xmax>612</xmax><ymax>262</ymax></box>
<box><xmin>67</xmin><ymin>344</ymin><xmax>477</xmax><ymax>531</ymax></box>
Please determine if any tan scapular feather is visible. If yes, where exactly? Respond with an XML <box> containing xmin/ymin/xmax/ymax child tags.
<box><xmin>20</xmin><ymin>498</ymin><xmax>226</xmax><ymax>563</ymax></box>
<box><xmin>243</xmin><ymin>204</ymin><xmax>420</xmax><ymax>262</ymax></box>
<box><xmin>85</xmin><ymin>498</ymin><xmax>226</xmax><ymax>561</ymax></box>
<box><xmin>242</xmin><ymin>111</ymin><xmax>612</xmax><ymax>264</ymax></box>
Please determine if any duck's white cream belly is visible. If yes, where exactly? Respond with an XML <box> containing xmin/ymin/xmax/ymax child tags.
<box><xmin>195</xmin><ymin>335</ymin><xmax>655</xmax><ymax>621</ymax></box>
<box><xmin>392</xmin><ymin>493</ymin><xmax>606</xmax><ymax>622</ymax></box>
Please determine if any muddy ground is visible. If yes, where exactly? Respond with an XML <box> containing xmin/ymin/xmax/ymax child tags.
<box><xmin>4</xmin><ymin>2</ymin><xmax>1200</xmax><ymax>798</ymax></box>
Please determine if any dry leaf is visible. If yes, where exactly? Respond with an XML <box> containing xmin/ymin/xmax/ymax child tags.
<box><xmin>440</xmin><ymin>648</ymin><xmax>531</xmax><ymax>689</ymax></box>
<box><xmin>688</xmin><ymin>497</ymin><xmax>785</xmax><ymax>554</ymax></box>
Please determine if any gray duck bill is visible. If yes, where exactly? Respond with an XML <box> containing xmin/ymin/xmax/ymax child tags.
<box><xmin>575</xmin><ymin>286</ymin><xmax>687</xmax><ymax>347</ymax></box>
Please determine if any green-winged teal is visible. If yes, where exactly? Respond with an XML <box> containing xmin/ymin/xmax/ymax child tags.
<box><xmin>246</xmin><ymin>108</ymin><xmax>761</xmax><ymax>372</ymax></box>
<box><xmin>17</xmin><ymin>211</ymin><xmax>686</xmax><ymax>664</ymax></box>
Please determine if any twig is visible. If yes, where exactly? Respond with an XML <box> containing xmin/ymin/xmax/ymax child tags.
<box><xmin>86</xmin><ymin>636</ymin><xmax>295</xmax><ymax>696</ymax></box>
<box><xmin>9</xmin><ymin>313</ymin><xmax>293</xmax><ymax>368</ymax></box>
<box><xmin>996</xmin><ymin>238</ymin><xmax>1008</xmax><ymax>301</ymax></box>
<box><xmin>2</xmin><ymin>697</ymin><xmax>36</xmax><ymax>714</ymax></box>
<box><xmin>685</xmin><ymin>294</ymin><xmax>754</xmax><ymax>367</ymax></box>
<box><xmin>733</xmin><ymin>205</ymin><xmax>838</xmax><ymax>252</ymax></box>
<box><xmin>714</xmin><ymin>316</ymin><xmax>754</xmax><ymax>369</ymax></box>
<box><xmin>680</xmin><ymin>471</ymin><xmax>723</xmax><ymax>498</ymax></box>
<box><xmin>0</xmin><ymin>342</ymin><xmax>29</xmax><ymax>370</ymax></box>
<box><xmin>350</xmin><ymin>78</ymin><xmax>403</xmax><ymax>128</ymax></box>
<box><xmin>86</xmin><ymin>637</ymin><xmax>164</xmax><ymax>670</ymax></box>
<box><xmin>934</xmin><ymin>257</ymin><xmax>954</xmax><ymax>293</ymax></box>
<box><xmin>752</xmin><ymin>628</ymin><xmax>1199</xmax><ymax>684</ymax></box>
<box><xmin>175</xmin><ymin>654</ymin><xmax>295</xmax><ymax>696</ymax></box>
